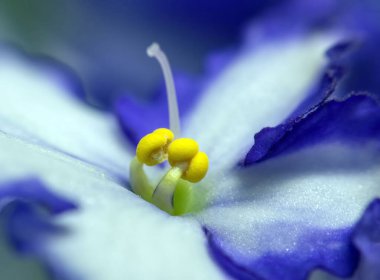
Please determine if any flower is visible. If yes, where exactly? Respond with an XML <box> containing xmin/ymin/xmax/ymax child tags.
<box><xmin>1</xmin><ymin>1</ymin><xmax>380</xmax><ymax>280</ymax></box>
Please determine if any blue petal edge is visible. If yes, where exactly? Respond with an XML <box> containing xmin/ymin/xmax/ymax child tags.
<box><xmin>352</xmin><ymin>198</ymin><xmax>380</xmax><ymax>280</ymax></box>
<box><xmin>0</xmin><ymin>178</ymin><xmax>77</xmax><ymax>279</ymax></box>
<box><xmin>241</xmin><ymin>40</ymin><xmax>357</xmax><ymax>166</ymax></box>
<box><xmin>243</xmin><ymin>93</ymin><xmax>380</xmax><ymax>166</ymax></box>
<box><xmin>205</xmin><ymin>226</ymin><xmax>359</xmax><ymax>280</ymax></box>
<box><xmin>204</xmin><ymin>196</ymin><xmax>380</xmax><ymax>280</ymax></box>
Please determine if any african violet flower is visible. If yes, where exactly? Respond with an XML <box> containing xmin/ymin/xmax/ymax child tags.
<box><xmin>1</xmin><ymin>2</ymin><xmax>380</xmax><ymax>280</ymax></box>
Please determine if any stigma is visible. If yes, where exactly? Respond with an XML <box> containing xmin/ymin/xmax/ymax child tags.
<box><xmin>129</xmin><ymin>43</ymin><xmax>209</xmax><ymax>215</ymax></box>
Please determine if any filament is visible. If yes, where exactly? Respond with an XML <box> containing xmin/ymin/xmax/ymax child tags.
<box><xmin>147</xmin><ymin>43</ymin><xmax>181</xmax><ymax>136</ymax></box>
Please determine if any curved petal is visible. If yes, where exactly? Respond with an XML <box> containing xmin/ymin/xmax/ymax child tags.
<box><xmin>197</xmin><ymin>94</ymin><xmax>380</xmax><ymax>280</ymax></box>
<box><xmin>0</xmin><ymin>133</ymin><xmax>226</xmax><ymax>280</ymax></box>
<box><xmin>0</xmin><ymin>47</ymin><xmax>133</xmax><ymax>178</ymax></box>
<box><xmin>244</xmin><ymin>94</ymin><xmax>380</xmax><ymax>165</ymax></box>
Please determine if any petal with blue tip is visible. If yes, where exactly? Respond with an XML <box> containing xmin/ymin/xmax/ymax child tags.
<box><xmin>199</xmin><ymin>94</ymin><xmax>380</xmax><ymax>280</ymax></box>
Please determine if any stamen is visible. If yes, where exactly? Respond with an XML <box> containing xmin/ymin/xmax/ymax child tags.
<box><xmin>129</xmin><ymin>43</ymin><xmax>209</xmax><ymax>215</ymax></box>
<box><xmin>147</xmin><ymin>43</ymin><xmax>181</xmax><ymax>136</ymax></box>
<box><xmin>130</xmin><ymin>157</ymin><xmax>154</xmax><ymax>202</ymax></box>
<box><xmin>152</xmin><ymin>164</ymin><xmax>187</xmax><ymax>214</ymax></box>
<box><xmin>152</xmin><ymin>139</ymin><xmax>209</xmax><ymax>214</ymax></box>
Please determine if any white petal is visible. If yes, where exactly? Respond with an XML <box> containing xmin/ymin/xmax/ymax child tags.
<box><xmin>197</xmin><ymin>142</ymin><xmax>380</xmax><ymax>266</ymax></box>
<box><xmin>0</xmin><ymin>49</ymin><xmax>133</xmax><ymax>176</ymax></box>
<box><xmin>184</xmin><ymin>33</ymin><xmax>342</xmax><ymax>170</ymax></box>
<box><xmin>0</xmin><ymin>133</ymin><xmax>226</xmax><ymax>280</ymax></box>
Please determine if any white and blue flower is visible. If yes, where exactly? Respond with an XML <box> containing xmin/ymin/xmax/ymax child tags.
<box><xmin>1</xmin><ymin>1</ymin><xmax>380</xmax><ymax>280</ymax></box>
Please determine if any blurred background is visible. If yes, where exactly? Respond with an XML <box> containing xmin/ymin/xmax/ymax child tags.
<box><xmin>1</xmin><ymin>1</ymin><xmax>380</xmax><ymax>107</ymax></box>
<box><xmin>0</xmin><ymin>0</ymin><xmax>284</xmax><ymax>108</ymax></box>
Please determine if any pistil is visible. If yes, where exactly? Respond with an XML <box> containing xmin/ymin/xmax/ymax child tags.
<box><xmin>129</xmin><ymin>43</ymin><xmax>209</xmax><ymax>215</ymax></box>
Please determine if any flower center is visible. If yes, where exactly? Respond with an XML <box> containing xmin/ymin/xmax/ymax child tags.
<box><xmin>129</xmin><ymin>43</ymin><xmax>209</xmax><ymax>215</ymax></box>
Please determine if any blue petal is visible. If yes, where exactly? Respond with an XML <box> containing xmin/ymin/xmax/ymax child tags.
<box><xmin>244</xmin><ymin>94</ymin><xmax>380</xmax><ymax>165</ymax></box>
<box><xmin>0</xmin><ymin>178</ymin><xmax>77</xmax><ymax>279</ymax></box>
<box><xmin>331</xmin><ymin>0</ymin><xmax>380</xmax><ymax>97</ymax></box>
<box><xmin>0</xmin><ymin>178</ymin><xmax>77</xmax><ymax>215</ymax></box>
<box><xmin>197</xmin><ymin>93</ymin><xmax>380</xmax><ymax>280</ymax></box>
<box><xmin>205</xmin><ymin>227</ymin><xmax>358</xmax><ymax>280</ymax></box>
<box><xmin>199</xmin><ymin>140</ymin><xmax>380</xmax><ymax>280</ymax></box>
<box><xmin>114</xmin><ymin>73</ymin><xmax>202</xmax><ymax>145</ymax></box>
<box><xmin>351</xmin><ymin>199</ymin><xmax>380</xmax><ymax>280</ymax></box>
<box><xmin>243</xmin><ymin>0</ymin><xmax>342</xmax><ymax>42</ymax></box>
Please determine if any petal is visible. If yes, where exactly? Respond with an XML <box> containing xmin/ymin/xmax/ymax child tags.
<box><xmin>351</xmin><ymin>199</ymin><xmax>380</xmax><ymax>280</ymax></box>
<box><xmin>330</xmin><ymin>1</ymin><xmax>380</xmax><ymax>97</ymax></box>
<box><xmin>0</xmin><ymin>133</ymin><xmax>226</xmax><ymax>279</ymax></box>
<box><xmin>199</xmin><ymin>141</ymin><xmax>380</xmax><ymax>280</ymax></box>
<box><xmin>0</xmin><ymin>178</ymin><xmax>76</xmax><ymax>279</ymax></box>
<box><xmin>238</xmin><ymin>0</ymin><xmax>380</xmax><ymax>101</ymax></box>
<box><xmin>0</xmin><ymin>47</ymin><xmax>133</xmax><ymax>177</ymax></box>
<box><xmin>0</xmin><ymin>178</ymin><xmax>77</xmax><ymax>215</ymax></box>
<box><xmin>197</xmin><ymin>94</ymin><xmax>380</xmax><ymax>279</ymax></box>
<box><xmin>244</xmin><ymin>94</ymin><xmax>380</xmax><ymax>165</ymax></box>
<box><xmin>184</xmin><ymin>33</ymin><xmax>342</xmax><ymax>171</ymax></box>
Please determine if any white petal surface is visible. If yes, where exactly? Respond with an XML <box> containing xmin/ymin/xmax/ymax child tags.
<box><xmin>197</xmin><ymin>142</ymin><xmax>380</xmax><ymax>268</ymax></box>
<box><xmin>0</xmin><ymin>133</ymin><xmax>227</xmax><ymax>280</ymax></box>
<box><xmin>184</xmin><ymin>33</ymin><xmax>342</xmax><ymax>171</ymax></box>
<box><xmin>0</xmin><ymin>49</ymin><xmax>133</xmax><ymax>176</ymax></box>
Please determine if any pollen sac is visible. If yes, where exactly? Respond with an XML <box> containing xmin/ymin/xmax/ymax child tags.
<box><xmin>183</xmin><ymin>152</ymin><xmax>209</xmax><ymax>183</ymax></box>
<box><xmin>136</xmin><ymin>128</ymin><xmax>174</xmax><ymax>166</ymax></box>
<box><xmin>168</xmin><ymin>138</ymin><xmax>208</xmax><ymax>183</ymax></box>
<box><xmin>153</xmin><ymin>128</ymin><xmax>174</xmax><ymax>142</ymax></box>
<box><xmin>168</xmin><ymin>138</ymin><xmax>199</xmax><ymax>166</ymax></box>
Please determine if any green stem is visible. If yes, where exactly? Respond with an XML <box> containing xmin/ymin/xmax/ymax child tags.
<box><xmin>129</xmin><ymin>157</ymin><xmax>154</xmax><ymax>202</ymax></box>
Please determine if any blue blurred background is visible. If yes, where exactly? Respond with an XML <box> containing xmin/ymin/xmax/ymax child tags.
<box><xmin>0</xmin><ymin>0</ymin><xmax>283</xmax><ymax>108</ymax></box>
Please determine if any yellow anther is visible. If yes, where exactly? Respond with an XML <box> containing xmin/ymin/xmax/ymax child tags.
<box><xmin>168</xmin><ymin>138</ymin><xmax>199</xmax><ymax>166</ymax></box>
<box><xmin>153</xmin><ymin>128</ymin><xmax>174</xmax><ymax>143</ymax></box>
<box><xmin>136</xmin><ymin>128</ymin><xmax>174</xmax><ymax>166</ymax></box>
<box><xmin>167</xmin><ymin>138</ymin><xmax>209</xmax><ymax>183</ymax></box>
<box><xmin>182</xmin><ymin>152</ymin><xmax>209</xmax><ymax>183</ymax></box>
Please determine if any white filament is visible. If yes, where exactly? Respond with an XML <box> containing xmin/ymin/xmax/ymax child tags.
<box><xmin>147</xmin><ymin>43</ymin><xmax>181</xmax><ymax>136</ymax></box>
